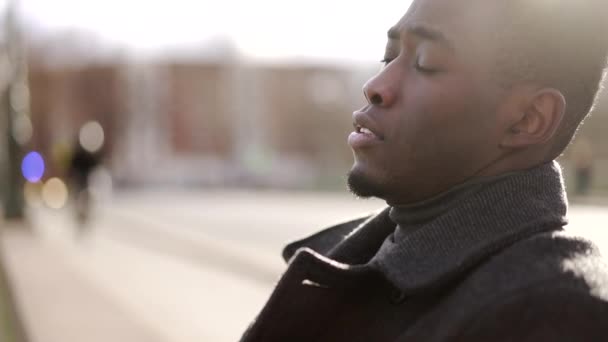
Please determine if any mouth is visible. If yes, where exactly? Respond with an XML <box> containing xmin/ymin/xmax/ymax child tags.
<box><xmin>354</xmin><ymin>124</ymin><xmax>379</xmax><ymax>138</ymax></box>
<box><xmin>348</xmin><ymin>113</ymin><xmax>384</xmax><ymax>149</ymax></box>
<box><xmin>351</xmin><ymin>110</ymin><xmax>384</xmax><ymax>140</ymax></box>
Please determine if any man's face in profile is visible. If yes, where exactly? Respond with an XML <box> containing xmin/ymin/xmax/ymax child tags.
<box><xmin>347</xmin><ymin>0</ymin><xmax>513</xmax><ymax>204</ymax></box>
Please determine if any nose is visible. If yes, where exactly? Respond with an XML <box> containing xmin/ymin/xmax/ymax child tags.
<box><xmin>362</xmin><ymin>69</ymin><xmax>397</xmax><ymax>107</ymax></box>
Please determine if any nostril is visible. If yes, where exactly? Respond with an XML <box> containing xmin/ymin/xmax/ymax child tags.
<box><xmin>370</xmin><ymin>94</ymin><xmax>383</xmax><ymax>105</ymax></box>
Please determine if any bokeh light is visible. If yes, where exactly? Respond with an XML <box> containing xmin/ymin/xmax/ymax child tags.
<box><xmin>21</xmin><ymin>151</ymin><xmax>45</xmax><ymax>183</ymax></box>
<box><xmin>12</xmin><ymin>114</ymin><xmax>33</xmax><ymax>145</ymax></box>
<box><xmin>9</xmin><ymin>82</ymin><xmax>31</xmax><ymax>113</ymax></box>
<box><xmin>41</xmin><ymin>178</ymin><xmax>69</xmax><ymax>209</ymax></box>
<box><xmin>79</xmin><ymin>121</ymin><xmax>105</xmax><ymax>153</ymax></box>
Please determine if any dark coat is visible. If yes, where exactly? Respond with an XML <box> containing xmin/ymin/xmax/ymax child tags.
<box><xmin>240</xmin><ymin>162</ymin><xmax>608</xmax><ymax>341</ymax></box>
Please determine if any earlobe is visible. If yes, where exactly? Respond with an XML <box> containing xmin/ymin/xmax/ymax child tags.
<box><xmin>501</xmin><ymin>88</ymin><xmax>566</xmax><ymax>149</ymax></box>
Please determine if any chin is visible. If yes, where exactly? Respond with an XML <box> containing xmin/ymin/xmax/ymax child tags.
<box><xmin>347</xmin><ymin>164</ymin><xmax>388</xmax><ymax>199</ymax></box>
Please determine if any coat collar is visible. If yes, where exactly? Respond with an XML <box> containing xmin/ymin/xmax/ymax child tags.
<box><xmin>283</xmin><ymin>161</ymin><xmax>568</xmax><ymax>295</ymax></box>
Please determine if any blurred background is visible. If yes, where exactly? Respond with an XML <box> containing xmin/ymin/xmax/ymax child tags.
<box><xmin>0</xmin><ymin>0</ymin><xmax>606</xmax><ymax>341</ymax></box>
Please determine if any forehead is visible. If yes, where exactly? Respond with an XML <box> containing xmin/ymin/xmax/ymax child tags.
<box><xmin>392</xmin><ymin>0</ymin><xmax>505</xmax><ymax>46</ymax></box>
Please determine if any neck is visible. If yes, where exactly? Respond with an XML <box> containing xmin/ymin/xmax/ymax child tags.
<box><xmin>388</xmin><ymin>166</ymin><xmax>543</xmax><ymax>233</ymax></box>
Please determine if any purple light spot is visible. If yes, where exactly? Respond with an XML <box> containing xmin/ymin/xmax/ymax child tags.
<box><xmin>21</xmin><ymin>152</ymin><xmax>45</xmax><ymax>183</ymax></box>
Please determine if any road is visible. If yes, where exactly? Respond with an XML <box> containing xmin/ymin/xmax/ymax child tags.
<box><xmin>94</xmin><ymin>189</ymin><xmax>608</xmax><ymax>260</ymax></box>
<box><xmin>20</xmin><ymin>190</ymin><xmax>608</xmax><ymax>342</ymax></box>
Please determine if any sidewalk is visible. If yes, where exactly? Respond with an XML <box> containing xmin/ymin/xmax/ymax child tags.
<box><xmin>1</xmin><ymin>229</ymin><xmax>165</xmax><ymax>342</ymax></box>
<box><xmin>0</xmin><ymin>207</ymin><xmax>278</xmax><ymax>342</ymax></box>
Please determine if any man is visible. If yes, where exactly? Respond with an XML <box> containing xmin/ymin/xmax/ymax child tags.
<box><xmin>68</xmin><ymin>140</ymin><xmax>102</xmax><ymax>227</ymax></box>
<box><xmin>241</xmin><ymin>0</ymin><xmax>608</xmax><ymax>341</ymax></box>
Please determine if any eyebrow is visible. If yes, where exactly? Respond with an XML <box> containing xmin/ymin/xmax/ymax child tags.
<box><xmin>387</xmin><ymin>24</ymin><xmax>454</xmax><ymax>51</ymax></box>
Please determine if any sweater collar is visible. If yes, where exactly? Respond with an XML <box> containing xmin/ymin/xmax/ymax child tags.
<box><xmin>284</xmin><ymin>161</ymin><xmax>569</xmax><ymax>294</ymax></box>
<box><xmin>388</xmin><ymin>175</ymin><xmax>487</xmax><ymax>232</ymax></box>
<box><xmin>388</xmin><ymin>170</ymin><xmax>527</xmax><ymax>242</ymax></box>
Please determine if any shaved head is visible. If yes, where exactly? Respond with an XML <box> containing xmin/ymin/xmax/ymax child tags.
<box><xmin>494</xmin><ymin>1</ymin><xmax>608</xmax><ymax>157</ymax></box>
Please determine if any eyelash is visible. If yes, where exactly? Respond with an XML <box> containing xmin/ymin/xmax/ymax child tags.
<box><xmin>380</xmin><ymin>56</ymin><xmax>439</xmax><ymax>75</ymax></box>
<box><xmin>380</xmin><ymin>58</ymin><xmax>394</xmax><ymax>66</ymax></box>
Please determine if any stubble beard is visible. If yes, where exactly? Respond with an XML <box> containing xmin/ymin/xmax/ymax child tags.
<box><xmin>346</xmin><ymin>167</ymin><xmax>388</xmax><ymax>200</ymax></box>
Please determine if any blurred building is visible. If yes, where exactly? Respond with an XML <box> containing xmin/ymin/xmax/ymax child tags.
<box><xmin>113</xmin><ymin>60</ymin><xmax>370</xmax><ymax>189</ymax></box>
<box><xmin>24</xmin><ymin>31</ymin><xmax>375</xmax><ymax>190</ymax></box>
<box><xmin>22</xmin><ymin>32</ymin><xmax>608</xmax><ymax>193</ymax></box>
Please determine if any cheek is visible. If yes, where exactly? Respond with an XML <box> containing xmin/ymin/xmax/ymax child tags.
<box><xmin>390</xmin><ymin>75</ymin><xmax>499</xmax><ymax>165</ymax></box>
<box><xmin>398</xmin><ymin>76</ymin><xmax>481</xmax><ymax>137</ymax></box>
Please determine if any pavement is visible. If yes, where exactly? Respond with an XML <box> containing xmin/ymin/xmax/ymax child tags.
<box><xmin>0</xmin><ymin>190</ymin><xmax>607</xmax><ymax>342</ymax></box>
<box><xmin>1</xmin><ymin>230</ymin><xmax>164</xmax><ymax>342</ymax></box>
<box><xmin>0</xmin><ymin>190</ymin><xmax>384</xmax><ymax>342</ymax></box>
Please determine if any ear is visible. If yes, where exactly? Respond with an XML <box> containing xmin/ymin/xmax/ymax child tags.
<box><xmin>500</xmin><ymin>88</ymin><xmax>566</xmax><ymax>149</ymax></box>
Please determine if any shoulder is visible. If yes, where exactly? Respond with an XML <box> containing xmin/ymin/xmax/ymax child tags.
<box><xmin>508</xmin><ymin>230</ymin><xmax>605</xmax><ymax>288</ymax></box>
<box><xmin>446</xmin><ymin>230</ymin><xmax>608</xmax><ymax>340</ymax></box>
<box><xmin>451</xmin><ymin>282</ymin><xmax>608</xmax><ymax>341</ymax></box>
<box><xmin>459</xmin><ymin>230</ymin><xmax>608</xmax><ymax>296</ymax></box>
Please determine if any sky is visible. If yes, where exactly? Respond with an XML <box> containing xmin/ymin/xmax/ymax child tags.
<box><xmin>10</xmin><ymin>0</ymin><xmax>412</xmax><ymax>63</ymax></box>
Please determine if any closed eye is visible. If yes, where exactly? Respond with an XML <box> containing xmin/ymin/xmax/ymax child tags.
<box><xmin>381</xmin><ymin>56</ymin><xmax>441</xmax><ymax>75</ymax></box>
<box><xmin>415</xmin><ymin>63</ymin><xmax>438</xmax><ymax>74</ymax></box>
<box><xmin>414</xmin><ymin>57</ymin><xmax>440</xmax><ymax>75</ymax></box>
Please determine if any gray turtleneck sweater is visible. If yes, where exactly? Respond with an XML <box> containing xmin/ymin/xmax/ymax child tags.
<box><xmin>241</xmin><ymin>161</ymin><xmax>608</xmax><ymax>342</ymax></box>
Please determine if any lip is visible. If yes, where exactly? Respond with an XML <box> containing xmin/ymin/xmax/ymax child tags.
<box><xmin>348</xmin><ymin>131</ymin><xmax>382</xmax><ymax>149</ymax></box>
<box><xmin>348</xmin><ymin>111</ymin><xmax>384</xmax><ymax>149</ymax></box>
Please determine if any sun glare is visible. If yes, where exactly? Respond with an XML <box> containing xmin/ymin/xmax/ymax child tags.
<box><xmin>18</xmin><ymin>0</ymin><xmax>411</xmax><ymax>62</ymax></box>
